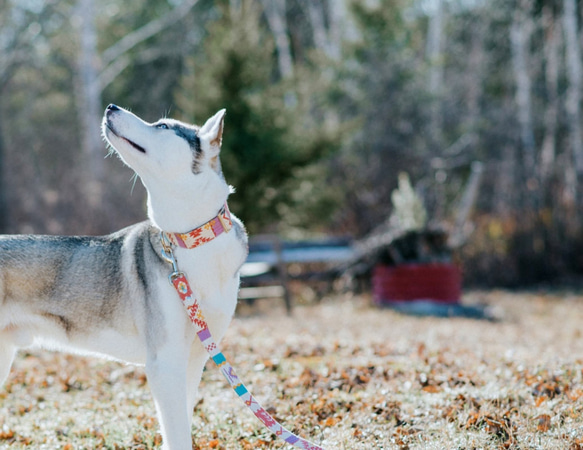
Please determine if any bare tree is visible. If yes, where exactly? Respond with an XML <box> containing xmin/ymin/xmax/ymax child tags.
<box><xmin>260</xmin><ymin>0</ymin><xmax>293</xmax><ymax>79</ymax></box>
<box><xmin>465</xmin><ymin>20</ymin><xmax>485</xmax><ymax>134</ymax></box>
<box><xmin>0</xmin><ymin>109</ymin><xmax>7</xmax><ymax>232</ymax></box>
<box><xmin>563</xmin><ymin>0</ymin><xmax>583</xmax><ymax>199</ymax></box>
<box><xmin>74</xmin><ymin>0</ymin><xmax>105</xmax><ymax>215</ymax></box>
<box><xmin>510</xmin><ymin>1</ymin><xmax>536</xmax><ymax>183</ymax></box>
<box><xmin>299</xmin><ymin>0</ymin><xmax>353</xmax><ymax>61</ymax></box>
<box><xmin>540</xmin><ymin>5</ymin><xmax>561</xmax><ymax>184</ymax></box>
<box><xmin>99</xmin><ymin>0</ymin><xmax>201</xmax><ymax>90</ymax></box>
<box><xmin>327</xmin><ymin>0</ymin><xmax>349</xmax><ymax>60</ymax></box>
<box><xmin>72</xmin><ymin>0</ymin><xmax>200</xmax><ymax>230</ymax></box>
<box><xmin>426</xmin><ymin>0</ymin><xmax>446</xmax><ymax>148</ymax></box>
<box><xmin>305</xmin><ymin>0</ymin><xmax>329</xmax><ymax>56</ymax></box>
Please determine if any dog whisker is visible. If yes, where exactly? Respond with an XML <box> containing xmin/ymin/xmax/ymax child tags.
<box><xmin>129</xmin><ymin>172</ymin><xmax>139</xmax><ymax>195</ymax></box>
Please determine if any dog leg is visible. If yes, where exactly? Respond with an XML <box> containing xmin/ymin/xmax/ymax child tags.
<box><xmin>146</xmin><ymin>347</ymin><xmax>192</xmax><ymax>450</ymax></box>
<box><xmin>0</xmin><ymin>340</ymin><xmax>16</xmax><ymax>388</ymax></box>
<box><xmin>186</xmin><ymin>349</ymin><xmax>208</xmax><ymax>417</ymax></box>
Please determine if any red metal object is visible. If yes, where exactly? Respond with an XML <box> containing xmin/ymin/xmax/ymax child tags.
<box><xmin>373</xmin><ymin>263</ymin><xmax>461</xmax><ymax>305</ymax></box>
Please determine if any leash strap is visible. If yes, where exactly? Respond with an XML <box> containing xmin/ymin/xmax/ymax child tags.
<box><xmin>159</xmin><ymin>214</ymin><xmax>325</xmax><ymax>449</ymax></box>
<box><xmin>170</xmin><ymin>274</ymin><xmax>324</xmax><ymax>449</ymax></box>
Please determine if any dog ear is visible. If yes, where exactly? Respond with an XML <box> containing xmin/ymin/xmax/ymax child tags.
<box><xmin>200</xmin><ymin>109</ymin><xmax>226</xmax><ymax>152</ymax></box>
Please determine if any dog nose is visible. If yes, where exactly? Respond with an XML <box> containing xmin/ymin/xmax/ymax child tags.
<box><xmin>107</xmin><ymin>104</ymin><xmax>120</xmax><ymax>112</ymax></box>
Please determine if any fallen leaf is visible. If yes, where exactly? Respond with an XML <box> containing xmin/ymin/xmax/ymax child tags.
<box><xmin>0</xmin><ymin>430</ymin><xmax>14</xmax><ymax>440</ymax></box>
<box><xmin>536</xmin><ymin>414</ymin><xmax>551</xmax><ymax>432</ymax></box>
<box><xmin>422</xmin><ymin>385</ymin><xmax>442</xmax><ymax>393</ymax></box>
<box><xmin>322</xmin><ymin>416</ymin><xmax>341</xmax><ymax>427</ymax></box>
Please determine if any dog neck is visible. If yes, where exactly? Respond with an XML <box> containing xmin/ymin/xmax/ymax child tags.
<box><xmin>145</xmin><ymin>178</ymin><xmax>231</xmax><ymax>236</ymax></box>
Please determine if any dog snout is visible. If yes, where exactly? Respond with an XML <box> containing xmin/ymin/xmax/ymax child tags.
<box><xmin>106</xmin><ymin>104</ymin><xmax>120</xmax><ymax>116</ymax></box>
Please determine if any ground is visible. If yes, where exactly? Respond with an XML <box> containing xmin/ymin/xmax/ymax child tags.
<box><xmin>1</xmin><ymin>291</ymin><xmax>583</xmax><ymax>449</ymax></box>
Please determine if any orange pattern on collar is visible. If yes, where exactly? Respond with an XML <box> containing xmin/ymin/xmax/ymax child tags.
<box><xmin>164</xmin><ymin>203</ymin><xmax>232</xmax><ymax>249</ymax></box>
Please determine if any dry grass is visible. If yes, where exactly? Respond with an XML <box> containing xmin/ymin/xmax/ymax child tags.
<box><xmin>2</xmin><ymin>291</ymin><xmax>583</xmax><ymax>449</ymax></box>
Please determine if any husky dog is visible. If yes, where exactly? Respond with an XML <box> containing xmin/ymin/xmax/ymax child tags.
<box><xmin>0</xmin><ymin>104</ymin><xmax>248</xmax><ymax>450</ymax></box>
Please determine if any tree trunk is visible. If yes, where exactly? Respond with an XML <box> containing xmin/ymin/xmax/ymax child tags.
<box><xmin>426</xmin><ymin>0</ymin><xmax>445</xmax><ymax>149</ymax></box>
<box><xmin>327</xmin><ymin>0</ymin><xmax>348</xmax><ymax>60</ymax></box>
<box><xmin>261</xmin><ymin>0</ymin><xmax>293</xmax><ymax>79</ymax></box>
<box><xmin>496</xmin><ymin>145</ymin><xmax>519</xmax><ymax>217</ymax></box>
<box><xmin>510</xmin><ymin>2</ymin><xmax>536</xmax><ymax>199</ymax></box>
<box><xmin>465</xmin><ymin>21</ymin><xmax>485</xmax><ymax>133</ymax></box>
<box><xmin>260</xmin><ymin>0</ymin><xmax>296</xmax><ymax>107</ymax></box>
<box><xmin>306</xmin><ymin>0</ymin><xmax>329</xmax><ymax>56</ymax></box>
<box><xmin>563</xmin><ymin>0</ymin><xmax>583</xmax><ymax>198</ymax></box>
<box><xmin>0</xmin><ymin>70</ymin><xmax>12</xmax><ymax>233</ymax></box>
<box><xmin>75</xmin><ymin>0</ymin><xmax>107</xmax><ymax>226</ymax></box>
<box><xmin>0</xmin><ymin>117</ymin><xmax>7</xmax><ymax>233</ymax></box>
<box><xmin>540</xmin><ymin>6</ymin><xmax>560</xmax><ymax>184</ymax></box>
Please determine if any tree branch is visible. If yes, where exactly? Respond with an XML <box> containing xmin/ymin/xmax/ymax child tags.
<box><xmin>101</xmin><ymin>0</ymin><xmax>199</xmax><ymax>67</ymax></box>
<box><xmin>99</xmin><ymin>47</ymin><xmax>181</xmax><ymax>92</ymax></box>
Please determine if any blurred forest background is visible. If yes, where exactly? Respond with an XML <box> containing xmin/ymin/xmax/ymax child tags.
<box><xmin>1</xmin><ymin>0</ymin><xmax>583</xmax><ymax>287</ymax></box>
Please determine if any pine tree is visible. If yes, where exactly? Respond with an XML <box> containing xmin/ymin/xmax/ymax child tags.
<box><xmin>176</xmin><ymin>0</ymin><xmax>338</xmax><ymax>233</ymax></box>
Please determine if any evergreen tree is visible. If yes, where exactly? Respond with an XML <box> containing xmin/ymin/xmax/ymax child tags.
<box><xmin>175</xmin><ymin>0</ymin><xmax>338</xmax><ymax>234</ymax></box>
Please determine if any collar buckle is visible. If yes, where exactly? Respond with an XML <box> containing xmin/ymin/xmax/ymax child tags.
<box><xmin>217</xmin><ymin>203</ymin><xmax>233</xmax><ymax>234</ymax></box>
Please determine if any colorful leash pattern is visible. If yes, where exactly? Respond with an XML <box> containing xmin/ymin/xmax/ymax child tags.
<box><xmin>169</xmin><ymin>273</ymin><xmax>325</xmax><ymax>450</ymax></box>
<box><xmin>159</xmin><ymin>206</ymin><xmax>325</xmax><ymax>450</ymax></box>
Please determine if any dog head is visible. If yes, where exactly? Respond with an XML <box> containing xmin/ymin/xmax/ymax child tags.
<box><xmin>102</xmin><ymin>104</ymin><xmax>230</xmax><ymax>231</ymax></box>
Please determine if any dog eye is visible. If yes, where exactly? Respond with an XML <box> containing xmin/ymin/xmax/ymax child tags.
<box><xmin>156</xmin><ymin>123</ymin><xmax>169</xmax><ymax>130</ymax></box>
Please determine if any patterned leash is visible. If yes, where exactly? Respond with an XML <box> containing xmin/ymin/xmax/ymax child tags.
<box><xmin>159</xmin><ymin>210</ymin><xmax>325</xmax><ymax>450</ymax></box>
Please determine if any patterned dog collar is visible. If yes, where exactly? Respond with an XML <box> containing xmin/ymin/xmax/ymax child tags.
<box><xmin>164</xmin><ymin>203</ymin><xmax>233</xmax><ymax>249</ymax></box>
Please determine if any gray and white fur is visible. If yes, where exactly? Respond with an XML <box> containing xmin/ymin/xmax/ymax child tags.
<box><xmin>0</xmin><ymin>104</ymin><xmax>248</xmax><ymax>450</ymax></box>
